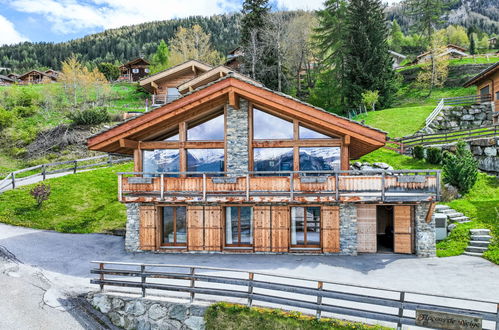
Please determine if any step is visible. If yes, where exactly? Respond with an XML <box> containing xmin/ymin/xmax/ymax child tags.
<box><xmin>469</xmin><ymin>241</ymin><xmax>491</xmax><ymax>248</ymax></box>
<box><xmin>442</xmin><ymin>209</ymin><xmax>457</xmax><ymax>214</ymax></box>
<box><xmin>464</xmin><ymin>251</ymin><xmax>483</xmax><ymax>257</ymax></box>
<box><xmin>471</xmin><ymin>235</ymin><xmax>492</xmax><ymax>241</ymax></box>
<box><xmin>446</xmin><ymin>212</ymin><xmax>464</xmax><ymax>218</ymax></box>
<box><xmin>435</xmin><ymin>204</ymin><xmax>450</xmax><ymax>211</ymax></box>
<box><xmin>449</xmin><ymin>216</ymin><xmax>470</xmax><ymax>223</ymax></box>
<box><xmin>466</xmin><ymin>246</ymin><xmax>488</xmax><ymax>253</ymax></box>
<box><xmin>470</xmin><ymin>229</ymin><xmax>490</xmax><ymax>235</ymax></box>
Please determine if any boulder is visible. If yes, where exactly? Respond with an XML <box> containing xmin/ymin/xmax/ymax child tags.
<box><xmin>168</xmin><ymin>303</ymin><xmax>187</xmax><ymax>321</ymax></box>
<box><xmin>112</xmin><ymin>298</ymin><xmax>125</xmax><ymax>309</ymax></box>
<box><xmin>448</xmin><ymin>223</ymin><xmax>457</xmax><ymax>232</ymax></box>
<box><xmin>109</xmin><ymin>311</ymin><xmax>125</xmax><ymax>328</ymax></box>
<box><xmin>471</xmin><ymin>146</ymin><xmax>482</xmax><ymax>156</ymax></box>
<box><xmin>148</xmin><ymin>304</ymin><xmax>168</xmax><ymax>321</ymax></box>
<box><xmin>93</xmin><ymin>294</ymin><xmax>112</xmax><ymax>314</ymax></box>
<box><xmin>125</xmin><ymin>300</ymin><xmax>146</xmax><ymax>316</ymax></box>
<box><xmin>441</xmin><ymin>184</ymin><xmax>461</xmax><ymax>202</ymax></box>
<box><xmin>483</xmin><ymin>147</ymin><xmax>497</xmax><ymax>157</ymax></box>
<box><xmin>185</xmin><ymin>316</ymin><xmax>206</xmax><ymax>330</ymax></box>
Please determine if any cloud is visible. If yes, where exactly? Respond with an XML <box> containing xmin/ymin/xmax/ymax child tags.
<box><xmin>273</xmin><ymin>0</ymin><xmax>324</xmax><ymax>11</ymax></box>
<box><xmin>0</xmin><ymin>15</ymin><xmax>29</xmax><ymax>45</ymax></box>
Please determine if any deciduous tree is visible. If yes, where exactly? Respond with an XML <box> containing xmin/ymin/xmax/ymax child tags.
<box><xmin>150</xmin><ymin>40</ymin><xmax>170</xmax><ymax>73</ymax></box>
<box><xmin>169</xmin><ymin>25</ymin><xmax>223</xmax><ymax>66</ymax></box>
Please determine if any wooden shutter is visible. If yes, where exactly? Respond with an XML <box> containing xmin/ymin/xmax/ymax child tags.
<box><xmin>357</xmin><ymin>205</ymin><xmax>377</xmax><ymax>253</ymax></box>
<box><xmin>187</xmin><ymin>206</ymin><xmax>204</xmax><ymax>251</ymax></box>
<box><xmin>271</xmin><ymin>206</ymin><xmax>289</xmax><ymax>252</ymax></box>
<box><xmin>322</xmin><ymin>206</ymin><xmax>340</xmax><ymax>253</ymax></box>
<box><xmin>394</xmin><ymin>205</ymin><xmax>413</xmax><ymax>254</ymax></box>
<box><xmin>204</xmin><ymin>206</ymin><xmax>222</xmax><ymax>251</ymax></box>
<box><xmin>254</xmin><ymin>206</ymin><xmax>271</xmax><ymax>252</ymax></box>
<box><xmin>139</xmin><ymin>205</ymin><xmax>158</xmax><ymax>251</ymax></box>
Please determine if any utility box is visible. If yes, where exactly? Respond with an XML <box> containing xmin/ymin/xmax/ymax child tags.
<box><xmin>434</xmin><ymin>213</ymin><xmax>448</xmax><ymax>241</ymax></box>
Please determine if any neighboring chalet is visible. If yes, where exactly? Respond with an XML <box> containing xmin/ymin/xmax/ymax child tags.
<box><xmin>464</xmin><ymin>61</ymin><xmax>499</xmax><ymax>123</ymax></box>
<box><xmin>388</xmin><ymin>50</ymin><xmax>406</xmax><ymax>69</ymax></box>
<box><xmin>7</xmin><ymin>73</ymin><xmax>19</xmax><ymax>80</ymax></box>
<box><xmin>119</xmin><ymin>58</ymin><xmax>150</xmax><ymax>82</ymax></box>
<box><xmin>225</xmin><ymin>47</ymin><xmax>244</xmax><ymax>70</ymax></box>
<box><xmin>0</xmin><ymin>75</ymin><xmax>16</xmax><ymax>85</ymax></box>
<box><xmin>45</xmin><ymin>69</ymin><xmax>60</xmax><ymax>78</ymax></box>
<box><xmin>17</xmin><ymin>70</ymin><xmax>57</xmax><ymax>84</ymax></box>
<box><xmin>88</xmin><ymin>63</ymin><xmax>438</xmax><ymax>257</ymax></box>
<box><xmin>414</xmin><ymin>44</ymin><xmax>468</xmax><ymax>64</ymax></box>
<box><xmin>489</xmin><ymin>37</ymin><xmax>497</xmax><ymax>49</ymax></box>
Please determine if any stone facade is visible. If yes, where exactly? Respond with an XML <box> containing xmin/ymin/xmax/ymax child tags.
<box><xmin>339</xmin><ymin>203</ymin><xmax>357</xmax><ymax>255</ymax></box>
<box><xmin>88</xmin><ymin>292</ymin><xmax>207</xmax><ymax>330</ymax></box>
<box><xmin>226</xmin><ymin>98</ymin><xmax>249</xmax><ymax>176</ymax></box>
<box><xmin>425</xmin><ymin>102</ymin><xmax>494</xmax><ymax>133</ymax></box>
<box><xmin>414</xmin><ymin>203</ymin><xmax>436</xmax><ymax>258</ymax></box>
<box><xmin>125</xmin><ymin>203</ymin><xmax>140</xmax><ymax>252</ymax></box>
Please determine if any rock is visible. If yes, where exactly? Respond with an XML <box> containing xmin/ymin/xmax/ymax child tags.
<box><xmin>462</xmin><ymin>114</ymin><xmax>474</xmax><ymax>121</ymax></box>
<box><xmin>448</xmin><ymin>223</ymin><xmax>457</xmax><ymax>232</ymax></box>
<box><xmin>483</xmin><ymin>147</ymin><xmax>497</xmax><ymax>157</ymax></box>
<box><xmin>93</xmin><ymin>294</ymin><xmax>112</xmax><ymax>314</ymax></box>
<box><xmin>109</xmin><ymin>311</ymin><xmax>125</xmax><ymax>328</ymax></box>
<box><xmin>353</xmin><ymin>161</ymin><xmax>362</xmax><ymax>169</ymax></box>
<box><xmin>112</xmin><ymin>298</ymin><xmax>125</xmax><ymax>309</ymax></box>
<box><xmin>125</xmin><ymin>300</ymin><xmax>146</xmax><ymax>316</ymax></box>
<box><xmin>441</xmin><ymin>184</ymin><xmax>461</xmax><ymax>202</ymax></box>
<box><xmin>137</xmin><ymin>320</ymin><xmax>152</xmax><ymax>330</ymax></box>
<box><xmin>185</xmin><ymin>316</ymin><xmax>206</xmax><ymax>330</ymax></box>
<box><xmin>169</xmin><ymin>303</ymin><xmax>188</xmax><ymax>321</ymax></box>
<box><xmin>189</xmin><ymin>305</ymin><xmax>207</xmax><ymax>317</ymax></box>
<box><xmin>360</xmin><ymin>165</ymin><xmax>375</xmax><ymax>171</ymax></box>
<box><xmin>471</xmin><ymin>146</ymin><xmax>482</xmax><ymax>156</ymax></box>
<box><xmin>154</xmin><ymin>319</ymin><xmax>182</xmax><ymax>330</ymax></box>
<box><xmin>148</xmin><ymin>304</ymin><xmax>168</xmax><ymax>321</ymax></box>
<box><xmin>373</xmin><ymin>162</ymin><xmax>391</xmax><ymax>170</ymax></box>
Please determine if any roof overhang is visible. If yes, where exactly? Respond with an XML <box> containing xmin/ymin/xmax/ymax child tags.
<box><xmin>464</xmin><ymin>62</ymin><xmax>499</xmax><ymax>87</ymax></box>
<box><xmin>88</xmin><ymin>76</ymin><xmax>386</xmax><ymax>158</ymax></box>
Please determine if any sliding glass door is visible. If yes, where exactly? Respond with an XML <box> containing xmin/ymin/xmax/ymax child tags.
<box><xmin>162</xmin><ymin>207</ymin><xmax>187</xmax><ymax>246</ymax></box>
<box><xmin>225</xmin><ymin>207</ymin><xmax>253</xmax><ymax>247</ymax></box>
<box><xmin>291</xmin><ymin>207</ymin><xmax>321</xmax><ymax>247</ymax></box>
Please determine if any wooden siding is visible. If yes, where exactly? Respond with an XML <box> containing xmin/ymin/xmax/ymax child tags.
<box><xmin>357</xmin><ymin>205</ymin><xmax>377</xmax><ymax>253</ymax></box>
<box><xmin>254</xmin><ymin>206</ymin><xmax>271</xmax><ymax>252</ymax></box>
<box><xmin>322</xmin><ymin>206</ymin><xmax>340</xmax><ymax>253</ymax></box>
<box><xmin>187</xmin><ymin>206</ymin><xmax>204</xmax><ymax>251</ymax></box>
<box><xmin>394</xmin><ymin>205</ymin><xmax>413</xmax><ymax>254</ymax></box>
<box><xmin>204</xmin><ymin>206</ymin><xmax>222</xmax><ymax>251</ymax></box>
<box><xmin>139</xmin><ymin>205</ymin><xmax>158</xmax><ymax>250</ymax></box>
<box><xmin>271</xmin><ymin>206</ymin><xmax>289</xmax><ymax>252</ymax></box>
<box><xmin>476</xmin><ymin>69</ymin><xmax>499</xmax><ymax>117</ymax></box>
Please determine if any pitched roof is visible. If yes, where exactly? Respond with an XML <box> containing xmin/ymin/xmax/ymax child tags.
<box><xmin>88</xmin><ymin>74</ymin><xmax>386</xmax><ymax>158</ymax></box>
<box><xmin>388</xmin><ymin>50</ymin><xmax>406</xmax><ymax>59</ymax></box>
<box><xmin>0</xmin><ymin>75</ymin><xmax>15</xmax><ymax>82</ymax></box>
<box><xmin>120</xmin><ymin>58</ymin><xmax>150</xmax><ymax>68</ymax></box>
<box><xmin>17</xmin><ymin>70</ymin><xmax>54</xmax><ymax>80</ymax></box>
<box><xmin>139</xmin><ymin>60</ymin><xmax>213</xmax><ymax>85</ymax></box>
<box><xmin>463</xmin><ymin>61</ymin><xmax>499</xmax><ymax>87</ymax></box>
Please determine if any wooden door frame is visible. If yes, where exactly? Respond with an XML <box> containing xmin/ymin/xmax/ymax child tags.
<box><xmin>289</xmin><ymin>205</ymin><xmax>322</xmax><ymax>250</ymax></box>
<box><xmin>156</xmin><ymin>204</ymin><xmax>189</xmax><ymax>248</ymax></box>
<box><xmin>222</xmin><ymin>205</ymin><xmax>254</xmax><ymax>249</ymax></box>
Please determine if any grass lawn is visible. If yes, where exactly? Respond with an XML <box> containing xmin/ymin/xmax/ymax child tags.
<box><xmin>398</xmin><ymin>57</ymin><xmax>499</xmax><ymax>72</ymax></box>
<box><xmin>0</xmin><ymin>162</ymin><xmax>132</xmax><ymax>233</ymax></box>
<box><xmin>393</xmin><ymin>86</ymin><xmax>476</xmax><ymax>108</ymax></box>
<box><xmin>354</xmin><ymin>105</ymin><xmax>434</xmax><ymax>137</ymax></box>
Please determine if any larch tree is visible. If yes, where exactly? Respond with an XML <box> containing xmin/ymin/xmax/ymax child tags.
<box><xmin>168</xmin><ymin>25</ymin><xmax>223</xmax><ymax>66</ymax></box>
<box><xmin>389</xmin><ymin>20</ymin><xmax>405</xmax><ymax>53</ymax></box>
<box><xmin>150</xmin><ymin>40</ymin><xmax>170</xmax><ymax>73</ymax></box>
<box><xmin>344</xmin><ymin>0</ymin><xmax>397</xmax><ymax>109</ymax></box>
<box><xmin>416</xmin><ymin>32</ymin><xmax>449</xmax><ymax>96</ymax></box>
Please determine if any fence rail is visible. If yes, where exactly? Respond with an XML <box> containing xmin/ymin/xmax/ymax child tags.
<box><xmin>0</xmin><ymin>154</ymin><xmax>131</xmax><ymax>192</ymax></box>
<box><xmin>425</xmin><ymin>94</ymin><xmax>492</xmax><ymax>127</ymax></box>
<box><xmin>90</xmin><ymin>261</ymin><xmax>499</xmax><ymax>329</ymax></box>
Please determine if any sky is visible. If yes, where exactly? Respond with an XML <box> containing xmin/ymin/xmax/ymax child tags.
<box><xmin>0</xmin><ymin>0</ymin><xmax>401</xmax><ymax>46</ymax></box>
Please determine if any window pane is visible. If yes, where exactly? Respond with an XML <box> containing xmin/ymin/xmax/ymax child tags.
<box><xmin>253</xmin><ymin>108</ymin><xmax>293</xmax><ymax>139</ymax></box>
<box><xmin>299</xmin><ymin>147</ymin><xmax>340</xmax><ymax>172</ymax></box>
<box><xmin>306</xmin><ymin>207</ymin><xmax>321</xmax><ymax>245</ymax></box>
<box><xmin>143</xmin><ymin>150</ymin><xmax>180</xmax><ymax>176</ymax></box>
<box><xmin>226</xmin><ymin>207</ymin><xmax>253</xmax><ymax>245</ymax></box>
<box><xmin>299</xmin><ymin>126</ymin><xmax>331</xmax><ymax>139</ymax></box>
<box><xmin>225</xmin><ymin>207</ymin><xmax>235</xmax><ymax>245</ymax></box>
<box><xmin>188</xmin><ymin>114</ymin><xmax>224</xmax><ymax>140</ymax></box>
<box><xmin>291</xmin><ymin>207</ymin><xmax>305</xmax><ymax>245</ymax></box>
<box><xmin>163</xmin><ymin>207</ymin><xmax>175</xmax><ymax>244</ymax></box>
<box><xmin>176</xmin><ymin>207</ymin><xmax>187</xmax><ymax>244</ymax></box>
<box><xmin>254</xmin><ymin>148</ymin><xmax>293</xmax><ymax>174</ymax></box>
<box><xmin>187</xmin><ymin>149</ymin><xmax>224</xmax><ymax>174</ymax></box>
<box><xmin>240</xmin><ymin>207</ymin><xmax>253</xmax><ymax>244</ymax></box>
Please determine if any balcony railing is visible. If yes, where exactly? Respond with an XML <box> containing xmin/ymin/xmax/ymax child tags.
<box><xmin>117</xmin><ymin>170</ymin><xmax>440</xmax><ymax>203</ymax></box>
<box><xmin>151</xmin><ymin>94</ymin><xmax>181</xmax><ymax>106</ymax></box>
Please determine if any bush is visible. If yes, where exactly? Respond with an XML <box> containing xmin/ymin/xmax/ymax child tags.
<box><xmin>67</xmin><ymin>108</ymin><xmax>110</xmax><ymax>125</ymax></box>
<box><xmin>30</xmin><ymin>183</ymin><xmax>51</xmax><ymax>208</ymax></box>
<box><xmin>442</xmin><ymin>141</ymin><xmax>478</xmax><ymax>195</ymax></box>
<box><xmin>412</xmin><ymin>145</ymin><xmax>425</xmax><ymax>160</ymax></box>
<box><xmin>0</xmin><ymin>107</ymin><xmax>15</xmax><ymax>129</ymax></box>
<box><xmin>425</xmin><ymin>147</ymin><xmax>442</xmax><ymax>164</ymax></box>
<box><xmin>13</xmin><ymin>105</ymin><xmax>38</xmax><ymax>118</ymax></box>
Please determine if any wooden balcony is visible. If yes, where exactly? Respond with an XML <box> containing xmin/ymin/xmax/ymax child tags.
<box><xmin>118</xmin><ymin>170</ymin><xmax>440</xmax><ymax>203</ymax></box>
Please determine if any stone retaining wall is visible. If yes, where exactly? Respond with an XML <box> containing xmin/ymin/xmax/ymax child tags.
<box><xmin>426</xmin><ymin>102</ymin><xmax>494</xmax><ymax>133</ymax></box>
<box><xmin>88</xmin><ymin>292</ymin><xmax>207</xmax><ymax>330</ymax></box>
<box><xmin>415</xmin><ymin>203</ymin><xmax>436</xmax><ymax>257</ymax></box>
<box><xmin>340</xmin><ymin>204</ymin><xmax>358</xmax><ymax>255</ymax></box>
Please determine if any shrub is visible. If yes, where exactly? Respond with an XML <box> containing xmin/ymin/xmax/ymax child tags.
<box><xmin>442</xmin><ymin>141</ymin><xmax>478</xmax><ymax>195</ymax></box>
<box><xmin>67</xmin><ymin>107</ymin><xmax>110</xmax><ymax>125</ymax></box>
<box><xmin>13</xmin><ymin>105</ymin><xmax>37</xmax><ymax>118</ymax></box>
<box><xmin>30</xmin><ymin>183</ymin><xmax>51</xmax><ymax>208</ymax></box>
<box><xmin>0</xmin><ymin>107</ymin><xmax>15</xmax><ymax>129</ymax></box>
<box><xmin>425</xmin><ymin>147</ymin><xmax>442</xmax><ymax>164</ymax></box>
<box><xmin>412</xmin><ymin>145</ymin><xmax>425</xmax><ymax>160</ymax></box>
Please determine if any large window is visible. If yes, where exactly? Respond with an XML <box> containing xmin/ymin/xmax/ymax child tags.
<box><xmin>299</xmin><ymin>125</ymin><xmax>331</xmax><ymax>139</ymax></box>
<box><xmin>188</xmin><ymin>114</ymin><xmax>224</xmax><ymax>140</ymax></box>
<box><xmin>225</xmin><ymin>207</ymin><xmax>253</xmax><ymax>246</ymax></box>
<box><xmin>253</xmin><ymin>108</ymin><xmax>293</xmax><ymax>140</ymax></box>
<box><xmin>187</xmin><ymin>149</ymin><xmax>224</xmax><ymax>174</ymax></box>
<box><xmin>143</xmin><ymin>149</ymin><xmax>180</xmax><ymax>176</ymax></box>
<box><xmin>299</xmin><ymin>147</ymin><xmax>340</xmax><ymax>172</ymax></box>
<box><xmin>291</xmin><ymin>207</ymin><xmax>321</xmax><ymax>247</ymax></box>
<box><xmin>162</xmin><ymin>207</ymin><xmax>187</xmax><ymax>246</ymax></box>
<box><xmin>254</xmin><ymin>148</ymin><xmax>293</xmax><ymax>173</ymax></box>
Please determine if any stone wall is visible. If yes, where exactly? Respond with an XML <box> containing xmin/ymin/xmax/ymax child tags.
<box><xmin>425</xmin><ymin>102</ymin><xmax>494</xmax><ymax>133</ymax></box>
<box><xmin>88</xmin><ymin>292</ymin><xmax>207</xmax><ymax>330</ymax></box>
<box><xmin>398</xmin><ymin>63</ymin><xmax>491</xmax><ymax>87</ymax></box>
<box><xmin>339</xmin><ymin>203</ymin><xmax>358</xmax><ymax>255</ymax></box>
<box><xmin>226</xmin><ymin>98</ymin><xmax>249</xmax><ymax>176</ymax></box>
<box><xmin>125</xmin><ymin>203</ymin><xmax>140</xmax><ymax>252</ymax></box>
<box><xmin>414</xmin><ymin>203</ymin><xmax>436</xmax><ymax>258</ymax></box>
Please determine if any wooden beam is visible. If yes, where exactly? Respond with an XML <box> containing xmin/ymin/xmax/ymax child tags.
<box><xmin>151</xmin><ymin>81</ymin><xmax>158</xmax><ymax>89</ymax></box>
<box><xmin>119</xmin><ymin>138</ymin><xmax>139</xmax><ymax>149</ymax></box>
<box><xmin>228</xmin><ymin>90</ymin><xmax>239</xmax><ymax>109</ymax></box>
<box><xmin>139</xmin><ymin>141</ymin><xmax>224</xmax><ymax>149</ymax></box>
<box><xmin>253</xmin><ymin>139</ymin><xmax>341</xmax><ymax>148</ymax></box>
<box><xmin>425</xmin><ymin>202</ymin><xmax>436</xmax><ymax>223</ymax></box>
<box><xmin>341</xmin><ymin>135</ymin><xmax>350</xmax><ymax>171</ymax></box>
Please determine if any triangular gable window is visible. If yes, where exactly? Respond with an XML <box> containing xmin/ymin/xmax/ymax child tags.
<box><xmin>299</xmin><ymin>125</ymin><xmax>332</xmax><ymax>139</ymax></box>
<box><xmin>253</xmin><ymin>108</ymin><xmax>293</xmax><ymax>140</ymax></box>
<box><xmin>187</xmin><ymin>113</ymin><xmax>224</xmax><ymax>141</ymax></box>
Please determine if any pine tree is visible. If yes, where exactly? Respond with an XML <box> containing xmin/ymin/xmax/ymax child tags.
<box><xmin>469</xmin><ymin>32</ymin><xmax>476</xmax><ymax>55</ymax></box>
<box><xmin>404</xmin><ymin>0</ymin><xmax>448</xmax><ymax>44</ymax></box>
<box><xmin>240</xmin><ymin>0</ymin><xmax>270</xmax><ymax>45</ymax></box>
<box><xmin>389</xmin><ymin>20</ymin><xmax>405</xmax><ymax>53</ymax></box>
<box><xmin>344</xmin><ymin>0</ymin><xmax>397</xmax><ymax>109</ymax></box>
<box><xmin>151</xmin><ymin>40</ymin><xmax>170</xmax><ymax>73</ymax></box>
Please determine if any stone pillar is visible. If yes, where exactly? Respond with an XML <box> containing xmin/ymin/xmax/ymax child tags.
<box><xmin>225</xmin><ymin>98</ymin><xmax>249</xmax><ymax>176</ymax></box>
<box><xmin>340</xmin><ymin>203</ymin><xmax>358</xmax><ymax>255</ymax></box>
<box><xmin>125</xmin><ymin>203</ymin><xmax>140</xmax><ymax>252</ymax></box>
<box><xmin>415</xmin><ymin>203</ymin><xmax>436</xmax><ymax>257</ymax></box>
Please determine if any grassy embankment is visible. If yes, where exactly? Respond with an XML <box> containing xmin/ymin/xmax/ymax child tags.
<box><xmin>398</xmin><ymin>55</ymin><xmax>499</xmax><ymax>72</ymax></box>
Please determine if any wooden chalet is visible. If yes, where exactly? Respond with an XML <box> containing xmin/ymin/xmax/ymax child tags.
<box><xmin>225</xmin><ymin>47</ymin><xmax>244</xmax><ymax>70</ymax></box>
<box><xmin>45</xmin><ymin>69</ymin><xmax>60</xmax><ymax>78</ymax></box>
<box><xmin>7</xmin><ymin>73</ymin><xmax>19</xmax><ymax>80</ymax></box>
<box><xmin>464</xmin><ymin>61</ymin><xmax>499</xmax><ymax>123</ymax></box>
<box><xmin>119</xmin><ymin>58</ymin><xmax>150</xmax><ymax>82</ymax></box>
<box><xmin>17</xmin><ymin>70</ymin><xmax>57</xmax><ymax>84</ymax></box>
<box><xmin>88</xmin><ymin>68</ymin><xmax>438</xmax><ymax>256</ymax></box>
<box><xmin>388</xmin><ymin>50</ymin><xmax>406</xmax><ymax>69</ymax></box>
<box><xmin>414</xmin><ymin>44</ymin><xmax>468</xmax><ymax>64</ymax></box>
<box><xmin>0</xmin><ymin>75</ymin><xmax>15</xmax><ymax>85</ymax></box>
<box><xmin>139</xmin><ymin>60</ymin><xmax>212</xmax><ymax>106</ymax></box>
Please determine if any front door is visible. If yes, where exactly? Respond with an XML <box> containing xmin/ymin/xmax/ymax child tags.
<box><xmin>357</xmin><ymin>205</ymin><xmax>377</xmax><ymax>253</ymax></box>
<box><xmin>394</xmin><ymin>205</ymin><xmax>413</xmax><ymax>254</ymax></box>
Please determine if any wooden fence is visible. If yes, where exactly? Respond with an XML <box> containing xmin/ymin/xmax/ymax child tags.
<box><xmin>0</xmin><ymin>154</ymin><xmax>131</xmax><ymax>192</ymax></box>
<box><xmin>90</xmin><ymin>261</ymin><xmax>499</xmax><ymax>329</ymax></box>
<box><xmin>425</xmin><ymin>94</ymin><xmax>492</xmax><ymax>128</ymax></box>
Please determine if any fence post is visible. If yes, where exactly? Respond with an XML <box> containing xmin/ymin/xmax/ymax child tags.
<box><xmin>160</xmin><ymin>174</ymin><xmax>164</xmax><ymax>200</ymax></box>
<box><xmin>107</xmin><ymin>154</ymin><xmax>113</xmax><ymax>166</ymax></box>
<box><xmin>190</xmin><ymin>267</ymin><xmax>195</xmax><ymax>303</ymax></box>
<box><xmin>397</xmin><ymin>292</ymin><xmax>405</xmax><ymax>330</ymax></box>
<box><xmin>73</xmin><ymin>160</ymin><xmax>78</xmax><ymax>174</ymax></box>
<box><xmin>118</xmin><ymin>174</ymin><xmax>123</xmax><ymax>201</ymax></box>
<box><xmin>141</xmin><ymin>265</ymin><xmax>146</xmax><ymax>297</ymax></box>
<box><xmin>247</xmin><ymin>272</ymin><xmax>254</xmax><ymax>308</ymax></box>
<box><xmin>436</xmin><ymin>171</ymin><xmax>441</xmax><ymax>201</ymax></box>
<box><xmin>99</xmin><ymin>263</ymin><xmax>104</xmax><ymax>291</ymax></box>
<box><xmin>42</xmin><ymin>165</ymin><xmax>46</xmax><ymax>181</ymax></box>
<box><xmin>316</xmin><ymin>281</ymin><xmax>323</xmax><ymax>319</ymax></box>
<box><xmin>246</xmin><ymin>174</ymin><xmax>250</xmax><ymax>201</ymax></box>
<box><xmin>335</xmin><ymin>173</ymin><xmax>339</xmax><ymax>201</ymax></box>
<box><xmin>289</xmin><ymin>173</ymin><xmax>294</xmax><ymax>201</ymax></box>
<box><xmin>11</xmin><ymin>173</ymin><xmax>15</xmax><ymax>189</ymax></box>
<box><xmin>202</xmin><ymin>174</ymin><xmax>207</xmax><ymax>202</ymax></box>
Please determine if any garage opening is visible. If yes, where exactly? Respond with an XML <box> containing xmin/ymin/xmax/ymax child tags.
<box><xmin>376</xmin><ymin>205</ymin><xmax>394</xmax><ymax>253</ymax></box>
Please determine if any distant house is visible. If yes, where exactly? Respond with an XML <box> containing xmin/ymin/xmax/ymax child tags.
<box><xmin>17</xmin><ymin>70</ymin><xmax>57</xmax><ymax>84</ymax></box>
<box><xmin>225</xmin><ymin>47</ymin><xmax>244</xmax><ymax>70</ymax></box>
<box><xmin>0</xmin><ymin>75</ymin><xmax>16</xmax><ymax>86</ymax></box>
<box><xmin>415</xmin><ymin>44</ymin><xmax>468</xmax><ymax>64</ymax></box>
<box><xmin>489</xmin><ymin>37</ymin><xmax>497</xmax><ymax>49</ymax></box>
<box><xmin>7</xmin><ymin>73</ymin><xmax>19</xmax><ymax>80</ymax></box>
<box><xmin>388</xmin><ymin>50</ymin><xmax>406</xmax><ymax>69</ymax></box>
<box><xmin>45</xmin><ymin>69</ymin><xmax>60</xmax><ymax>78</ymax></box>
<box><xmin>464</xmin><ymin>61</ymin><xmax>499</xmax><ymax>123</ymax></box>
<box><xmin>119</xmin><ymin>58</ymin><xmax>150</xmax><ymax>82</ymax></box>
